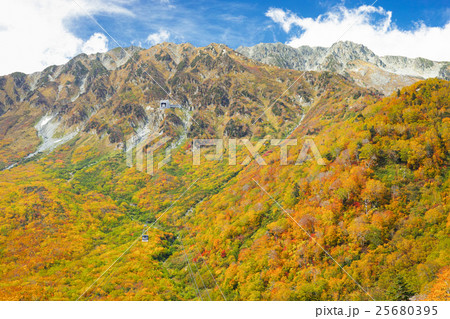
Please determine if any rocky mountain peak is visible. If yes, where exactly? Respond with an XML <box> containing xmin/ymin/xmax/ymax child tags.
<box><xmin>328</xmin><ymin>41</ymin><xmax>378</xmax><ymax>62</ymax></box>
<box><xmin>0</xmin><ymin>41</ymin><xmax>378</xmax><ymax>170</ymax></box>
<box><xmin>237</xmin><ymin>41</ymin><xmax>450</xmax><ymax>95</ymax></box>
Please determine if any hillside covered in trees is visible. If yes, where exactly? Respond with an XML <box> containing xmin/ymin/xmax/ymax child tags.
<box><xmin>0</xmin><ymin>43</ymin><xmax>448</xmax><ymax>300</ymax></box>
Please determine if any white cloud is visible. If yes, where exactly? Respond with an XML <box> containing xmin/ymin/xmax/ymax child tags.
<box><xmin>82</xmin><ymin>33</ymin><xmax>109</xmax><ymax>54</ymax></box>
<box><xmin>146</xmin><ymin>29</ymin><xmax>171</xmax><ymax>45</ymax></box>
<box><xmin>266</xmin><ymin>7</ymin><xmax>303</xmax><ymax>33</ymax></box>
<box><xmin>266</xmin><ymin>5</ymin><xmax>450</xmax><ymax>61</ymax></box>
<box><xmin>0</xmin><ymin>0</ymin><xmax>133</xmax><ymax>76</ymax></box>
<box><xmin>160</xmin><ymin>0</ymin><xmax>176</xmax><ymax>9</ymax></box>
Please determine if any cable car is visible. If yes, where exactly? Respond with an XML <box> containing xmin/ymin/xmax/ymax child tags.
<box><xmin>142</xmin><ymin>235</ymin><xmax>149</xmax><ymax>242</ymax></box>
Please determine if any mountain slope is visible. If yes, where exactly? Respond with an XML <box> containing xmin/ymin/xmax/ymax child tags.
<box><xmin>0</xmin><ymin>43</ymin><xmax>448</xmax><ymax>301</ymax></box>
<box><xmin>175</xmin><ymin>78</ymin><xmax>450</xmax><ymax>300</ymax></box>
<box><xmin>0</xmin><ymin>42</ymin><xmax>378</xmax><ymax>170</ymax></box>
<box><xmin>237</xmin><ymin>41</ymin><xmax>450</xmax><ymax>95</ymax></box>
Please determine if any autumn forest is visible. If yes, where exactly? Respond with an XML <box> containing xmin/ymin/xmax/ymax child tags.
<box><xmin>0</xmin><ymin>43</ymin><xmax>448</xmax><ymax>301</ymax></box>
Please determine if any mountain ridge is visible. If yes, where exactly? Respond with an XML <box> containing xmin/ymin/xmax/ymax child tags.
<box><xmin>1</xmin><ymin>42</ymin><xmax>375</xmax><ymax>170</ymax></box>
<box><xmin>237</xmin><ymin>41</ymin><xmax>450</xmax><ymax>95</ymax></box>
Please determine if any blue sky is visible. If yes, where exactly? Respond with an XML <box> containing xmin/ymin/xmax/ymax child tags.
<box><xmin>0</xmin><ymin>0</ymin><xmax>449</xmax><ymax>75</ymax></box>
<box><xmin>73</xmin><ymin>0</ymin><xmax>450</xmax><ymax>48</ymax></box>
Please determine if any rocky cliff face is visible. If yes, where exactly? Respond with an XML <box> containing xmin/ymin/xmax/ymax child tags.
<box><xmin>0</xmin><ymin>42</ymin><xmax>377</xmax><ymax>169</ymax></box>
<box><xmin>237</xmin><ymin>41</ymin><xmax>450</xmax><ymax>95</ymax></box>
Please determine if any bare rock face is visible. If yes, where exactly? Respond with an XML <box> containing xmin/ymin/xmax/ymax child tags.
<box><xmin>237</xmin><ymin>41</ymin><xmax>450</xmax><ymax>95</ymax></box>
<box><xmin>1</xmin><ymin>42</ymin><xmax>378</xmax><ymax>169</ymax></box>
